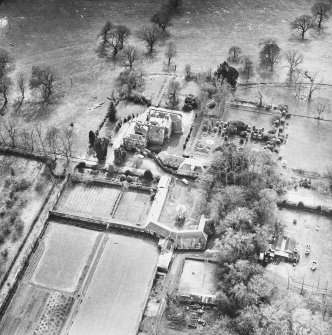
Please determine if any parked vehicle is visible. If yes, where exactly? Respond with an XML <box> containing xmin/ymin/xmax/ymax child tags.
<box><xmin>311</xmin><ymin>260</ymin><xmax>317</xmax><ymax>271</ymax></box>
<box><xmin>305</xmin><ymin>244</ymin><xmax>311</xmax><ymax>255</ymax></box>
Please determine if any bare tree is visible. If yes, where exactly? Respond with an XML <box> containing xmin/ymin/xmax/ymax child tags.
<box><xmin>151</xmin><ymin>9</ymin><xmax>172</xmax><ymax>33</ymax></box>
<box><xmin>165</xmin><ymin>42</ymin><xmax>177</xmax><ymax>67</ymax></box>
<box><xmin>34</xmin><ymin>123</ymin><xmax>47</xmax><ymax>155</ymax></box>
<box><xmin>2</xmin><ymin>117</ymin><xmax>18</xmax><ymax>148</ymax></box>
<box><xmin>0</xmin><ymin>76</ymin><xmax>12</xmax><ymax>114</ymax></box>
<box><xmin>290</xmin><ymin>15</ymin><xmax>315</xmax><ymax>40</ymax></box>
<box><xmin>16</xmin><ymin>72</ymin><xmax>27</xmax><ymax>102</ymax></box>
<box><xmin>121</xmin><ymin>45</ymin><xmax>140</xmax><ymax>69</ymax></box>
<box><xmin>311</xmin><ymin>2</ymin><xmax>331</xmax><ymax>31</ymax></box>
<box><xmin>259</xmin><ymin>39</ymin><xmax>281</xmax><ymax>72</ymax></box>
<box><xmin>227</xmin><ymin>46</ymin><xmax>242</xmax><ymax>63</ymax></box>
<box><xmin>315</xmin><ymin>97</ymin><xmax>330</xmax><ymax>119</ymax></box>
<box><xmin>284</xmin><ymin>50</ymin><xmax>303</xmax><ymax>85</ymax></box>
<box><xmin>304</xmin><ymin>71</ymin><xmax>322</xmax><ymax>101</ymax></box>
<box><xmin>240</xmin><ymin>55</ymin><xmax>254</xmax><ymax>82</ymax></box>
<box><xmin>116</xmin><ymin>25</ymin><xmax>131</xmax><ymax>50</ymax></box>
<box><xmin>99</xmin><ymin>21</ymin><xmax>113</xmax><ymax>46</ymax></box>
<box><xmin>138</xmin><ymin>26</ymin><xmax>162</xmax><ymax>55</ymax></box>
<box><xmin>45</xmin><ymin>127</ymin><xmax>60</xmax><ymax>158</ymax></box>
<box><xmin>292</xmin><ymin>69</ymin><xmax>306</xmax><ymax>100</ymax></box>
<box><xmin>166</xmin><ymin>79</ymin><xmax>180</xmax><ymax>109</ymax></box>
<box><xmin>59</xmin><ymin>128</ymin><xmax>74</xmax><ymax>162</ymax></box>
<box><xmin>0</xmin><ymin>48</ymin><xmax>14</xmax><ymax>79</ymax></box>
<box><xmin>19</xmin><ymin>128</ymin><xmax>35</xmax><ymax>152</ymax></box>
<box><xmin>29</xmin><ymin>66</ymin><xmax>59</xmax><ymax>103</ymax></box>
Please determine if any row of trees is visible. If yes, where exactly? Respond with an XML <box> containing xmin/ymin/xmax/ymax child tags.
<box><xmin>98</xmin><ymin>0</ymin><xmax>181</xmax><ymax>64</ymax></box>
<box><xmin>0</xmin><ymin>117</ymin><xmax>73</xmax><ymax>161</ymax></box>
<box><xmin>199</xmin><ymin>144</ymin><xmax>331</xmax><ymax>334</ymax></box>
<box><xmin>225</xmin><ymin>41</ymin><xmax>323</xmax><ymax>101</ymax></box>
<box><xmin>0</xmin><ymin>48</ymin><xmax>60</xmax><ymax>114</ymax></box>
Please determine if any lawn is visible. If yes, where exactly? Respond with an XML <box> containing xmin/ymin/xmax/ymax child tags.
<box><xmin>159</xmin><ymin>178</ymin><xmax>206</xmax><ymax>229</ymax></box>
<box><xmin>32</xmin><ymin>222</ymin><xmax>98</xmax><ymax>292</ymax></box>
<box><xmin>68</xmin><ymin>233</ymin><xmax>159</xmax><ymax>335</ymax></box>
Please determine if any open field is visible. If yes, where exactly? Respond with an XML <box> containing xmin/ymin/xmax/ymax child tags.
<box><xmin>178</xmin><ymin>259</ymin><xmax>218</xmax><ymax>296</ymax></box>
<box><xmin>280</xmin><ymin>116</ymin><xmax>332</xmax><ymax>173</ymax></box>
<box><xmin>55</xmin><ymin>181</ymin><xmax>153</xmax><ymax>225</ymax></box>
<box><xmin>159</xmin><ymin>178</ymin><xmax>205</xmax><ymax>229</ymax></box>
<box><xmin>1</xmin><ymin>0</ymin><xmax>331</xmax><ymax>158</ymax></box>
<box><xmin>268</xmin><ymin>208</ymin><xmax>332</xmax><ymax>288</ymax></box>
<box><xmin>32</xmin><ymin>222</ymin><xmax>98</xmax><ymax>292</ymax></box>
<box><xmin>68</xmin><ymin>233</ymin><xmax>159</xmax><ymax>335</ymax></box>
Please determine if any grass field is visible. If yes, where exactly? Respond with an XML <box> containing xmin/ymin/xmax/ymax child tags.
<box><xmin>1</xmin><ymin>0</ymin><xmax>331</xmax><ymax>158</ymax></box>
<box><xmin>32</xmin><ymin>222</ymin><xmax>98</xmax><ymax>292</ymax></box>
<box><xmin>178</xmin><ymin>259</ymin><xmax>218</xmax><ymax>296</ymax></box>
<box><xmin>269</xmin><ymin>208</ymin><xmax>332</xmax><ymax>289</ymax></box>
<box><xmin>280</xmin><ymin>116</ymin><xmax>332</xmax><ymax>173</ymax></box>
<box><xmin>68</xmin><ymin>234</ymin><xmax>159</xmax><ymax>335</ymax></box>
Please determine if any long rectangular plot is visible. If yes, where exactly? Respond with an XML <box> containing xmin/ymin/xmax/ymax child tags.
<box><xmin>68</xmin><ymin>234</ymin><xmax>159</xmax><ymax>335</ymax></box>
<box><xmin>55</xmin><ymin>183</ymin><xmax>121</xmax><ymax>219</ymax></box>
<box><xmin>32</xmin><ymin>222</ymin><xmax>98</xmax><ymax>292</ymax></box>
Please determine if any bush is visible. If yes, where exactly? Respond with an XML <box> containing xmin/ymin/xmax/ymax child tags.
<box><xmin>126</xmin><ymin>176</ymin><xmax>133</xmax><ymax>182</ymax></box>
<box><xmin>124</xmin><ymin>170</ymin><xmax>132</xmax><ymax>176</ymax></box>
<box><xmin>119</xmin><ymin>174</ymin><xmax>127</xmax><ymax>182</ymax></box>
<box><xmin>11</xmin><ymin>178</ymin><xmax>32</xmax><ymax>192</ymax></box>
<box><xmin>202</xmin><ymin>124</ymin><xmax>208</xmax><ymax>132</ymax></box>
<box><xmin>297</xmin><ymin>201</ymin><xmax>304</xmax><ymax>208</ymax></box>
<box><xmin>144</xmin><ymin>169</ymin><xmax>153</xmax><ymax>181</ymax></box>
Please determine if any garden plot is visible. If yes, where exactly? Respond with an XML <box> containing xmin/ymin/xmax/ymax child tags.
<box><xmin>68</xmin><ymin>234</ymin><xmax>159</xmax><ymax>335</ymax></box>
<box><xmin>32</xmin><ymin>222</ymin><xmax>98</xmax><ymax>292</ymax></box>
<box><xmin>55</xmin><ymin>182</ymin><xmax>121</xmax><ymax>219</ymax></box>
<box><xmin>178</xmin><ymin>259</ymin><xmax>218</xmax><ymax>296</ymax></box>
<box><xmin>268</xmin><ymin>208</ymin><xmax>332</xmax><ymax>289</ymax></box>
<box><xmin>279</xmin><ymin>116</ymin><xmax>332</xmax><ymax>174</ymax></box>
<box><xmin>223</xmin><ymin>107</ymin><xmax>275</xmax><ymax>131</ymax></box>
<box><xmin>113</xmin><ymin>190</ymin><xmax>152</xmax><ymax>225</ymax></box>
<box><xmin>0</xmin><ymin>222</ymin><xmax>99</xmax><ymax>335</ymax></box>
<box><xmin>159</xmin><ymin>178</ymin><xmax>205</xmax><ymax>229</ymax></box>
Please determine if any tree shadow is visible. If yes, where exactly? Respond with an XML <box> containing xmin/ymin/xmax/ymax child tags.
<box><xmin>143</xmin><ymin>52</ymin><xmax>159</xmax><ymax>64</ymax></box>
<box><xmin>18</xmin><ymin>100</ymin><xmax>57</xmax><ymax>122</ymax></box>
<box><xmin>288</xmin><ymin>33</ymin><xmax>311</xmax><ymax>45</ymax></box>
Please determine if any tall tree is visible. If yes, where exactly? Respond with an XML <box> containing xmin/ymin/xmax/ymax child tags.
<box><xmin>165</xmin><ymin>42</ymin><xmax>177</xmax><ymax>67</ymax></box>
<box><xmin>116</xmin><ymin>25</ymin><xmax>131</xmax><ymax>50</ymax></box>
<box><xmin>290</xmin><ymin>15</ymin><xmax>315</xmax><ymax>40</ymax></box>
<box><xmin>0</xmin><ymin>76</ymin><xmax>12</xmax><ymax>114</ymax></box>
<box><xmin>107</xmin><ymin>100</ymin><xmax>117</xmax><ymax>122</ymax></box>
<box><xmin>259</xmin><ymin>39</ymin><xmax>281</xmax><ymax>71</ymax></box>
<box><xmin>284</xmin><ymin>50</ymin><xmax>303</xmax><ymax>85</ymax></box>
<box><xmin>151</xmin><ymin>9</ymin><xmax>172</xmax><ymax>33</ymax></box>
<box><xmin>99</xmin><ymin>21</ymin><xmax>113</xmax><ymax>45</ymax></box>
<box><xmin>304</xmin><ymin>70</ymin><xmax>322</xmax><ymax>101</ymax></box>
<box><xmin>311</xmin><ymin>2</ymin><xmax>331</xmax><ymax>31</ymax></box>
<box><xmin>227</xmin><ymin>46</ymin><xmax>242</xmax><ymax>63</ymax></box>
<box><xmin>29</xmin><ymin>66</ymin><xmax>59</xmax><ymax>103</ymax></box>
<box><xmin>0</xmin><ymin>48</ymin><xmax>14</xmax><ymax>79</ymax></box>
<box><xmin>138</xmin><ymin>26</ymin><xmax>162</xmax><ymax>55</ymax></box>
<box><xmin>16</xmin><ymin>72</ymin><xmax>27</xmax><ymax>101</ymax></box>
<box><xmin>240</xmin><ymin>55</ymin><xmax>254</xmax><ymax>82</ymax></box>
<box><xmin>121</xmin><ymin>45</ymin><xmax>140</xmax><ymax>69</ymax></box>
